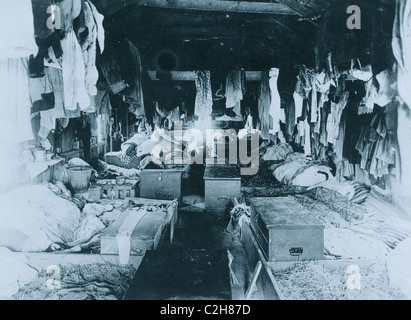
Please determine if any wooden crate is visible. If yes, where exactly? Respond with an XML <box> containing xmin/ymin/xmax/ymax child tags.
<box><xmin>100</xmin><ymin>198</ymin><xmax>178</xmax><ymax>256</ymax></box>
<box><xmin>249</xmin><ymin>197</ymin><xmax>325</xmax><ymax>262</ymax></box>
<box><xmin>203</xmin><ymin>165</ymin><xmax>241</xmax><ymax>216</ymax></box>
<box><xmin>139</xmin><ymin>169</ymin><xmax>183</xmax><ymax>203</ymax></box>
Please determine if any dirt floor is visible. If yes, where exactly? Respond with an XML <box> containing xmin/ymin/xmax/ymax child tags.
<box><xmin>123</xmin><ymin>165</ymin><xmax>253</xmax><ymax>300</ymax></box>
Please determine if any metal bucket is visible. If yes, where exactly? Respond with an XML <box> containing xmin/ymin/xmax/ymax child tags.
<box><xmin>67</xmin><ymin>166</ymin><xmax>92</xmax><ymax>193</ymax></box>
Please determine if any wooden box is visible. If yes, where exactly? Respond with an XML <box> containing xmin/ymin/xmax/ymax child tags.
<box><xmin>249</xmin><ymin>197</ymin><xmax>324</xmax><ymax>262</ymax></box>
<box><xmin>100</xmin><ymin>198</ymin><xmax>178</xmax><ymax>255</ymax></box>
<box><xmin>139</xmin><ymin>169</ymin><xmax>183</xmax><ymax>203</ymax></box>
<box><xmin>203</xmin><ymin>165</ymin><xmax>241</xmax><ymax>216</ymax></box>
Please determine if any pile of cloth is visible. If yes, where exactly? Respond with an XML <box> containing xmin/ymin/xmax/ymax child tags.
<box><xmin>0</xmin><ymin>183</ymin><xmax>120</xmax><ymax>254</ymax></box>
<box><xmin>271</xmin><ymin>152</ymin><xmax>333</xmax><ymax>187</ymax></box>
<box><xmin>12</xmin><ymin>262</ymin><xmax>136</xmax><ymax>300</ymax></box>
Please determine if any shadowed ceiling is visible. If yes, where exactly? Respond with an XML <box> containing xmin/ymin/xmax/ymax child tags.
<box><xmin>91</xmin><ymin>0</ymin><xmax>395</xmax><ymax>73</ymax></box>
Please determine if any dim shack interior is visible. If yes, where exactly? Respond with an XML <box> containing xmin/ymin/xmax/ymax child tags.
<box><xmin>1</xmin><ymin>0</ymin><xmax>411</xmax><ymax>300</ymax></box>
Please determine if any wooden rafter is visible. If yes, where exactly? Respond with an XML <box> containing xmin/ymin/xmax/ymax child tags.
<box><xmin>92</xmin><ymin>0</ymin><xmax>301</xmax><ymax>16</ymax></box>
<box><xmin>275</xmin><ymin>0</ymin><xmax>323</xmax><ymax>26</ymax></box>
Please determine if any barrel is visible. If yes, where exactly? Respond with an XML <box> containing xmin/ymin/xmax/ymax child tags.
<box><xmin>67</xmin><ymin>166</ymin><xmax>92</xmax><ymax>193</ymax></box>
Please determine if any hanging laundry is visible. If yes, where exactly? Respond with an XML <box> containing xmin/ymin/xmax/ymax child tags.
<box><xmin>225</xmin><ymin>70</ymin><xmax>244</xmax><ymax>116</ymax></box>
<box><xmin>293</xmin><ymin>83</ymin><xmax>304</xmax><ymax>123</ymax></box>
<box><xmin>326</xmin><ymin>91</ymin><xmax>349</xmax><ymax>145</ymax></box>
<box><xmin>29</xmin><ymin>74</ymin><xmax>54</xmax><ymax>114</ymax></box>
<box><xmin>0</xmin><ymin>0</ymin><xmax>37</xmax><ymax>60</ymax></box>
<box><xmin>194</xmin><ymin>71</ymin><xmax>213</xmax><ymax>121</ymax></box>
<box><xmin>343</xmin><ymin>81</ymin><xmax>367</xmax><ymax>165</ymax></box>
<box><xmin>78</xmin><ymin>0</ymin><xmax>105</xmax><ymax>97</ymax></box>
<box><xmin>122</xmin><ymin>39</ymin><xmax>145</xmax><ymax>117</ymax></box>
<box><xmin>268</xmin><ymin>68</ymin><xmax>282</xmax><ymax>135</ymax></box>
<box><xmin>258</xmin><ymin>71</ymin><xmax>271</xmax><ymax>140</ymax></box>
<box><xmin>60</xmin><ymin>30</ymin><xmax>91</xmax><ymax>111</ymax></box>
<box><xmin>99</xmin><ymin>44</ymin><xmax>127</xmax><ymax>94</ymax></box>
<box><xmin>303</xmin><ymin>119</ymin><xmax>311</xmax><ymax>156</ymax></box>
<box><xmin>392</xmin><ymin>0</ymin><xmax>411</xmax><ymax>109</ymax></box>
<box><xmin>358</xmin><ymin>78</ymin><xmax>377</xmax><ymax>115</ymax></box>
<box><xmin>95</xmin><ymin>90</ymin><xmax>112</xmax><ymax>115</ymax></box>
<box><xmin>374</xmin><ymin>69</ymin><xmax>397</xmax><ymax>108</ymax></box>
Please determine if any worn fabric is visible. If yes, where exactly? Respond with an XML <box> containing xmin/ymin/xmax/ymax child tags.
<box><xmin>0</xmin><ymin>0</ymin><xmax>37</xmax><ymax>59</ymax></box>
<box><xmin>194</xmin><ymin>70</ymin><xmax>213</xmax><ymax>121</ymax></box>
<box><xmin>258</xmin><ymin>71</ymin><xmax>271</xmax><ymax>140</ymax></box>
<box><xmin>79</xmin><ymin>0</ymin><xmax>105</xmax><ymax>96</ymax></box>
<box><xmin>326</xmin><ymin>91</ymin><xmax>349</xmax><ymax>144</ymax></box>
<box><xmin>225</xmin><ymin>70</ymin><xmax>244</xmax><ymax>115</ymax></box>
<box><xmin>61</xmin><ymin>30</ymin><xmax>91</xmax><ymax>111</ymax></box>
<box><xmin>99</xmin><ymin>44</ymin><xmax>127</xmax><ymax>94</ymax></box>
<box><xmin>392</xmin><ymin>0</ymin><xmax>411</xmax><ymax>109</ymax></box>
<box><xmin>30</xmin><ymin>74</ymin><xmax>55</xmax><ymax>114</ymax></box>
<box><xmin>268</xmin><ymin>68</ymin><xmax>282</xmax><ymax>135</ymax></box>
<box><xmin>122</xmin><ymin>39</ymin><xmax>145</xmax><ymax>116</ymax></box>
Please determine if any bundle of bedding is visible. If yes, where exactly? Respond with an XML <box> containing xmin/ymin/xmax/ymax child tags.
<box><xmin>0</xmin><ymin>184</ymin><xmax>116</xmax><ymax>253</ymax></box>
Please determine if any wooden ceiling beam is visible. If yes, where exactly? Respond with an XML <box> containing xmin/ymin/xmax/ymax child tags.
<box><xmin>92</xmin><ymin>0</ymin><xmax>301</xmax><ymax>16</ymax></box>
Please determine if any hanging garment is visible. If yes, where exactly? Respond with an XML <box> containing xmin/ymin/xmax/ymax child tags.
<box><xmin>99</xmin><ymin>45</ymin><xmax>127</xmax><ymax>94</ymax></box>
<box><xmin>374</xmin><ymin>69</ymin><xmax>397</xmax><ymax>108</ymax></box>
<box><xmin>343</xmin><ymin>82</ymin><xmax>366</xmax><ymax>165</ymax></box>
<box><xmin>29</xmin><ymin>73</ymin><xmax>54</xmax><ymax>114</ymax></box>
<box><xmin>60</xmin><ymin>30</ymin><xmax>91</xmax><ymax>111</ymax></box>
<box><xmin>293</xmin><ymin>91</ymin><xmax>304</xmax><ymax>124</ymax></box>
<box><xmin>392</xmin><ymin>0</ymin><xmax>411</xmax><ymax>109</ymax></box>
<box><xmin>225</xmin><ymin>70</ymin><xmax>243</xmax><ymax>116</ymax></box>
<box><xmin>194</xmin><ymin>71</ymin><xmax>213</xmax><ymax>121</ymax></box>
<box><xmin>0</xmin><ymin>0</ymin><xmax>37</xmax><ymax>59</ymax></box>
<box><xmin>268</xmin><ymin>68</ymin><xmax>282</xmax><ymax>135</ymax></box>
<box><xmin>122</xmin><ymin>39</ymin><xmax>145</xmax><ymax>116</ymax></box>
<box><xmin>79</xmin><ymin>0</ymin><xmax>105</xmax><ymax>97</ymax></box>
<box><xmin>326</xmin><ymin>91</ymin><xmax>349</xmax><ymax>145</ymax></box>
<box><xmin>95</xmin><ymin>90</ymin><xmax>112</xmax><ymax>115</ymax></box>
<box><xmin>358</xmin><ymin>78</ymin><xmax>377</xmax><ymax>115</ymax></box>
<box><xmin>303</xmin><ymin>119</ymin><xmax>311</xmax><ymax>157</ymax></box>
<box><xmin>0</xmin><ymin>57</ymin><xmax>33</xmax><ymax>143</ymax></box>
<box><xmin>284</xmin><ymin>99</ymin><xmax>296</xmax><ymax>140</ymax></box>
<box><xmin>258</xmin><ymin>71</ymin><xmax>271</xmax><ymax>140</ymax></box>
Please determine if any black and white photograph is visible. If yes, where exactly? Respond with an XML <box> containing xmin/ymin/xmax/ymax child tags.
<box><xmin>0</xmin><ymin>0</ymin><xmax>410</xmax><ymax>304</ymax></box>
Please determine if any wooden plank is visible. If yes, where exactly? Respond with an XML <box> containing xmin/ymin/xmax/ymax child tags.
<box><xmin>148</xmin><ymin>71</ymin><xmax>263</xmax><ymax>81</ymax></box>
<box><xmin>100</xmin><ymin>208</ymin><xmax>168</xmax><ymax>254</ymax></box>
<box><xmin>245</xmin><ymin>260</ymin><xmax>262</xmax><ymax>300</ymax></box>
<box><xmin>141</xmin><ymin>0</ymin><xmax>299</xmax><ymax>15</ymax></box>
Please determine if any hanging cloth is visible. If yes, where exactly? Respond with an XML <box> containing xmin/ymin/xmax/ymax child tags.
<box><xmin>258</xmin><ymin>71</ymin><xmax>271</xmax><ymax>140</ymax></box>
<box><xmin>60</xmin><ymin>30</ymin><xmax>91</xmax><ymax>111</ymax></box>
<box><xmin>268</xmin><ymin>68</ymin><xmax>282</xmax><ymax>135</ymax></box>
<box><xmin>225</xmin><ymin>70</ymin><xmax>243</xmax><ymax>116</ymax></box>
<box><xmin>122</xmin><ymin>39</ymin><xmax>145</xmax><ymax>117</ymax></box>
<box><xmin>79</xmin><ymin>0</ymin><xmax>105</xmax><ymax>97</ymax></box>
<box><xmin>194</xmin><ymin>71</ymin><xmax>213</xmax><ymax>121</ymax></box>
<box><xmin>392</xmin><ymin>0</ymin><xmax>411</xmax><ymax>110</ymax></box>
